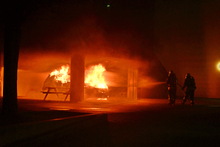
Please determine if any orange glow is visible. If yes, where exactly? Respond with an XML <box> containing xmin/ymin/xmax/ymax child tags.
<box><xmin>49</xmin><ymin>64</ymin><xmax>108</xmax><ymax>89</ymax></box>
<box><xmin>50</xmin><ymin>65</ymin><xmax>70</xmax><ymax>83</ymax></box>
<box><xmin>217</xmin><ymin>62</ymin><xmax>220</xmax><ymax>71</ymax></box>
<box><xmin>85</xmin><ymin>64</ymin><xmax>108</xmax><ymax>89</ymax></box>
<box><xmin>97</xmin><ymin>98</ymin><xmax>108</xmax><ymax>100</ymax></box>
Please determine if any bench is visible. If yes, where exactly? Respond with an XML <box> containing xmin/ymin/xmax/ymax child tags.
<box><xmin>41</xmin><ymin>87</ymin><xmax>70</xmax><ymax>101</ymax></box>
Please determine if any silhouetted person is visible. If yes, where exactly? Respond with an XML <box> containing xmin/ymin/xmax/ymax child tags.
<box><xmin>182</xmin><ymin>73</ymin><xmax>196</xmax><ymax>105</ymax></box>
<box><xmin>167</xmin><ymin>70</ymin><xmax>177</xmax><ymax>105</ymax></box>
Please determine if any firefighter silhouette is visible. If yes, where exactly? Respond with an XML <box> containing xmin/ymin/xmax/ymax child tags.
<box><xmin>182</xmin><ymin>73</ymin><xmax>196</xmax><ymax>105</ymax></box>
<box><xmin>167</xmin><ymin>70</ymin><xmax>177</xmax><ymax>105</ymax></box>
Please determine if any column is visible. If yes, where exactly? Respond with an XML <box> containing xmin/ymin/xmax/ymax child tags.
<box><xmin>70</xmin><ymin>54</ymin><xmax>85</xmax><ymax>102</ymax></box>
<box><xmin>127</xmin><ymin>66</ymin><xmax>138</xmax><ymax>101</ymax></box>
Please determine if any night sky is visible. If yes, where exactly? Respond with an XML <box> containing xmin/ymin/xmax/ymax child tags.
<box><xmin>1</xmin><ymin>0</ymin><xmax>220</xmax><ymax>98</ymax></box>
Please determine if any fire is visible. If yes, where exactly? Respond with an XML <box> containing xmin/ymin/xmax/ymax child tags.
<box><xmin>85</xmin><ymin>64</ymin><xmax>108</xmax><ymax>89</ymax></box>
<box><xmin>50</xmin><ymin>65</ymin><xmax>70</xmax><ymax>83</ymax></box>
<box><xmin>49</xmin><ymin>64</ymin><xmax>108</xmax><ymax>89</ymax></box>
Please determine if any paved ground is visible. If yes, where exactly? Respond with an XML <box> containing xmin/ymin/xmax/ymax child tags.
<box><xmin>1</xmin><ymin>98</ymin><xmax>220</xmax><ymax>147</ymax></box>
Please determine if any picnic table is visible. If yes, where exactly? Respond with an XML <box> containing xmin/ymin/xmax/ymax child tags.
<box><xmin>41</xmin><ymin>87</ymin><xmax>70</xmax><ymax>101</ymax></box>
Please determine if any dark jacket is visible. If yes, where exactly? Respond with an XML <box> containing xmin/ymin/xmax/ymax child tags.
<box><xmin>183</xmin><ymin>76</ymin><xmax>196</xmax><ymax>90</ymax></box>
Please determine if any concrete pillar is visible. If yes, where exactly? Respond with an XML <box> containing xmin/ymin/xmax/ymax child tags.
<box><xmin>127</xmin><ymin>66</ymin><xmax>138</xmax><ymax>101</ymax></box>
<box><xmin>70</xmin><ymin>54</ymin><xmax>85</xmax><ymax>102</ymax></box>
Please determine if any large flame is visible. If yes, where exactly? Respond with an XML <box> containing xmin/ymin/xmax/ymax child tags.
<box><xmin>85</xmin><ymin>64</ymin><xmax>108</xmax><ymax>89</ymax></box>
<box><xmin>49</xmin><ymin>64</ymin><xmax>108</xmax><ymax>89</ymax></box>
<box><xmin>50</xmin><ymin>65</ymin><xmax>70</xmax><ymax>83</ymax></box>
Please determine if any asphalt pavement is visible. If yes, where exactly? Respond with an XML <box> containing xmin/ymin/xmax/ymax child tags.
<box><xmin>1</xmin><ymin>98</ymin><xmax>220</xmax><ymax>147</ymax></box>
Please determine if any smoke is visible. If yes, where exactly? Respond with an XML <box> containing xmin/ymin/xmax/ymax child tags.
<box><xmin>19</xmin><ymin>0</ymin><xmax>154</xmax><ymax>61</ymax></box>
<box><xmin>18</xmin><ymin>51</ymin><xmax>70</xmax><ymax>72</ymax></box>
<box><xmin>15</xmin><ymin>1</ymin><xmax>168</xmax><ymax>99</ymax></box>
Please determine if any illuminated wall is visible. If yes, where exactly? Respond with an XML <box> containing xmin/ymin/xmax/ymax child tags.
<box><xmin>17</xmin><ymin>69</ymin><xmax>49</xmax><ymax>100</ymax></box>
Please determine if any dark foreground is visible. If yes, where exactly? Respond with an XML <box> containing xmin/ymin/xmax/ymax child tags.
<box><xmin>1</xmin><ymin>98</ymin><xmax>220</xmax><ymax>147</ymax></box>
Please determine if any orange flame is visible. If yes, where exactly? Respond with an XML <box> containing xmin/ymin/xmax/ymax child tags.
<box><xmin>49</xmin><ymin>64</ymin><xmax>108</xmax><ymax>89</ymax></box>
<box><xmin>50</xmin><ymin>65</ymin><xmax>70</xmax><ymax>83</ymax></box>
<box><xmin>85</xmin><ymin>64</ymin><xmax>108</xmax><ymax>89</ymax></box>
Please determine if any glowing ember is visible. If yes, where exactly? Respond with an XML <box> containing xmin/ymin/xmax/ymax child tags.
<box><xmin>50</xmin><ymin>65</ymin><xmax>70</xmax><ymax>83</ymax></box>
<box><xmin>85</xmin><ymin>64</ymin><xmax>108</xmax><ymax>89</ymax></box>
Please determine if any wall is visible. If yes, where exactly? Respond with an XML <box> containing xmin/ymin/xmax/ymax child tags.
<box><xmin>154</xmin><ymin>0</ymin><xmax>220</xmax><ymax>98</ymax></box>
